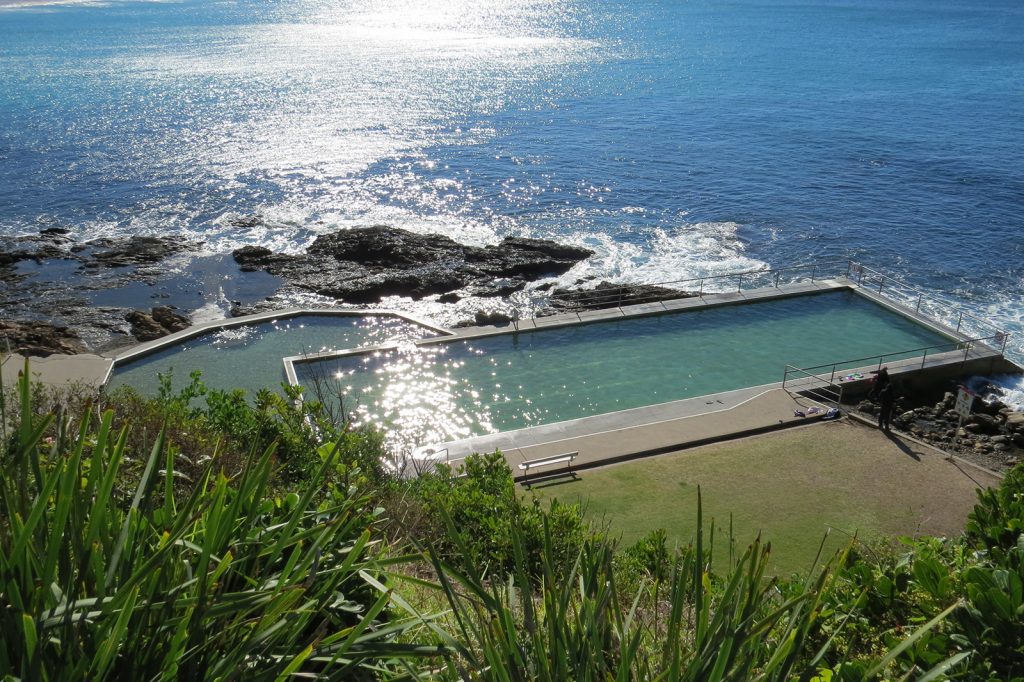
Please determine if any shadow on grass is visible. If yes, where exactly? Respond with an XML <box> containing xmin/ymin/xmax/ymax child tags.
<box><xmin>521</xmin><ymin>474</ymin><xmax>582</xmax><ymax>491</ymax></box>
<box><xmin>885</xmin><ymin>431</ymin><xmax>921</xmax><ymax>461</ymax></box>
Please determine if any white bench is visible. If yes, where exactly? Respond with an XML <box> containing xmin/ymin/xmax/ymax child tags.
<box><xmin>517</xmin><ymin>451</ymin><xmax>579</xmax><ymax>485</ymax></box>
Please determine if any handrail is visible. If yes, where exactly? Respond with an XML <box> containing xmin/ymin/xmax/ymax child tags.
<box><xmin>782</xmin><ymin>333</ymin><xmax>1006</xmax><ymax>398</ymax></box>
<box><xmin>847</xmin><ymin>261</ymin><xmax>1008</xmax><ymax>341</ymax></box>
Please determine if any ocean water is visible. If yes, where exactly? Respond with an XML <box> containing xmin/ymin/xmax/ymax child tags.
<box><xmin>2</xmin><ymin>0</ymin><xmax>1023</xmax><ymax>368</ymax></box>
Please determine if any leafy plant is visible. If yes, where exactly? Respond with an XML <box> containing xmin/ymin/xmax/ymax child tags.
<box><xmin>0</xmin><ymin>359</ymin><xmax>428</xmax><ymax>680</ymax></box>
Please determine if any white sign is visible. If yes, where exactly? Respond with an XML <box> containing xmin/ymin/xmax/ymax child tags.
<box><xmin>954</xmin><ymin>387</ymin><xmax>974</xmax><ymax>419</ymax></box>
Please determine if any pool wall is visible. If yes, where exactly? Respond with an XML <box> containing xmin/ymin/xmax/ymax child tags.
<box><xmin>278</xmin><ymin>277</ymin><xmax>1018</xmax><ymax>460</ymax></box>
<box><xmin>109</xmin><ymin>307</ymin><xmax>452</xmax><ymax>366</ymax></box>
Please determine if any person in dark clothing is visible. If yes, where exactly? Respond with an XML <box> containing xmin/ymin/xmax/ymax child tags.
<box><xmin>871</xmin><ymin>366</ymin><xmax>891</xmax><ymax>395</ymax></box>
<box><xmin>877</xmin><ymin>383</ymin><xmax>895</xmax><ymax>431</ymax></box>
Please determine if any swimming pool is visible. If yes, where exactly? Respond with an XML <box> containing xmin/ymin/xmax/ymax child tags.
<box><xmin>295</xmin><ymin>290</ymin><xmax>954</xmax><ymax>453</ymax></box>
<box><xmin>109</xmin><ymin>313</ymin><xmax>440</xmax><ymax>396</ymax></box>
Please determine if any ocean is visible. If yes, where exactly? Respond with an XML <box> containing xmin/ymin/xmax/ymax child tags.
<box><xmin>2</xmin><ymin>0</ymin><xmax>1023</xmax><ymax>396</ymax></box>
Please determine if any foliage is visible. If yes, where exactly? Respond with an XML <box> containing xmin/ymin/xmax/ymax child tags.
<box><xmin>419</xmin><ymin>490</ymin><xmax>960</xmax><ymax>681</ymax></box>
<box><xmin>0</xmin><ymin>359</ymin><xmax>429</xmax><ymax>680</ymax></box>
<box><xmin>408</xmin><ymin>451</ymin><xmax>588</xmax><ymax>578</ymax></box>
<box><xmin>4</xmin><ymin>358</ymin><xmax>1020</xmax><ymax>679</ymax></box>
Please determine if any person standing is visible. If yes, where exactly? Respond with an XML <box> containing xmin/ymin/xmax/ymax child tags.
<box><xmin>877</xmin><ymin>382</ymin><xmax>895</xmax><ymax>431</ymax></box>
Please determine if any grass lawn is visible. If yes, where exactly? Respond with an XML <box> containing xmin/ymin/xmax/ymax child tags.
<box><xmin>527</xmin><ymin>419</ymin><xmax>999</xmax><ymax>576</ymax></box>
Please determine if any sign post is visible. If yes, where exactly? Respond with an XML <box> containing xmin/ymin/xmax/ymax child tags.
<box><xmin>954</xmin><ymin>386</ymin><xmax>974</xmax><ymax>441</ymax></box>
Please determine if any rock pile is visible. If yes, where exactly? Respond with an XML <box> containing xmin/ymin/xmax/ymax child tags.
<box><xmin>859</xmin><ymin>389</ymin><xmax>1024</xmax><ymax>471</ymax></box>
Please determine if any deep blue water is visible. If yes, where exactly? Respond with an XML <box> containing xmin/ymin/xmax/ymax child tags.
<box><xmin>2</xmin><ymin>0</ymin><xmax>1023</xmax><ymax>358</ymax></box>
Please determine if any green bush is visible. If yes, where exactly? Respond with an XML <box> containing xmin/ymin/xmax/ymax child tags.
<box><xmin>409</xmin><ymin>451</ymin><xmax>588</xmax><ymax>578</ymax></box>
<box><xmin>0</xmin><ymin>361</ymin><xmax>429</xmax><ymax>680</ymax></box>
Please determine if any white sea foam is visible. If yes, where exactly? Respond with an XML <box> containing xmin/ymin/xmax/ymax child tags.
<box><xmin>966</xmin><ymin>374</ymin><xmax>1024</xmax><ymax>412</ymax></box>
<box><xmin>550</xmin><ymin>221</ymin><xmax>768</xmax><ymax>291</ymax></box>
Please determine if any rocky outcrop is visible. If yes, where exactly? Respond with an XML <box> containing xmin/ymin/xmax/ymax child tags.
<box><xmin>544</xmin><ymin>281</ymin><xmax>696</xmax><ymax>313</ymax></box>
<box><xmin>233</xmin><ymin>226</ymin><xmax>594</xmax><ymax>304</ymax></box>
<box><xmin>85</xmin><ymin>236</ymin><xmax>192</xmax><ymax>268</ymax></box>
<box><xmin>858</xmin><ymin>387</ymin><xmax>1024</xmax><ymax>471</ymax></box>
<box><xmin>0</xmin><ymin>231</ymin><xmax>198</xmax><ymax>270</ymax></box>
<box><xmin>0</xmin><ymin>320</ymin><xmax>85</xmax><ymax>357</ymax></box>
<box><xmin>125</xmin><ymin>306</ymin><xmax>191</xmax><ymax>342</ymax></box>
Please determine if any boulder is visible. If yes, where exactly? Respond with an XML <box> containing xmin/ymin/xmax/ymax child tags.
<box><xmin>546</xmin><ymin>280</ymin><xmax>694</xmax><ymax>313</ymax></box>
<box><xmin>1005</xmin><ymin>411</ymin><xmax>1024</xmax><ymax>432</ymax></box>
<box><xmin>125</xmin><ymin>311</ymin><xmax>168</xmax><ymax>342</ymax></box>
<box><xmin>126</xmin><ymin>306</ymin><xmax>192</xmax><ymax>342</ymax></box>
<box><xmin>151</xmin><ymin>306</ymin><xmax>191</xmax><ymax>333</ymax></box>
<box><xmin>0</xmin><ymin>320</ymin><xmax>85</xmax><ymax>356</ymax></box>
<box><xmin>967</xmin><ymin>412</ymin><xmax>1001</xmax><ymax>435</ymax></box>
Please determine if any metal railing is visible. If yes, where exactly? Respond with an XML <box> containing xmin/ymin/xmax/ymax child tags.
<box><xmin>543</xmin><ymin>260</ymin><xmax>851</xmax><ymax>311</ymax></box>
<box><xmin>846</xmin><ymin>262</ymin><xmax>1008</xmax><ymax>343</ymax></box>
<box><xmin>782</xmin><ymin>333</ymin><xmax>1007</xmax><ymax>401</ymax></box>
<box><xmin>782</xmin><ymin>365</ymin><xmax>844</xmax><ymax>406</ymax></box>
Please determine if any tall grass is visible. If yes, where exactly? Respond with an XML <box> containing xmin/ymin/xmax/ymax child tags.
<box><xmin>0</xmin><ymin>359</ymin><xmax>431</xmax><ymax>680</ymax></box>
<box><xmin>418</xmin><ymin>490</ymin><xmax>965</xmax><ymax>681</ymax></box>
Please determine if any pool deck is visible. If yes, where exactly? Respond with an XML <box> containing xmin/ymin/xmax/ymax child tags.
<box><xmin>406</xmin><ymin>385</ymin><xmax>833</xmax><ymax>479</ymax></box>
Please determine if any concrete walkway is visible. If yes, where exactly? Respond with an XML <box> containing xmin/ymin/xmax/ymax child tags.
<box><xmin>419</xmin><ymin>387</ymin><xmax>832</xmax><ymax>478</ymax></box>
<box><xmin>0</xmin><ymin>352</ymin><xmax>113</xmax><ymax>389</ymax></box>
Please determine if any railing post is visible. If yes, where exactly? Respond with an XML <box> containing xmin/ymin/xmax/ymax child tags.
<box><xmin>878</xmin><ymin>277</ymin><xmax>884</xmax><ymax>293</ymax></box>
<box><xmin>774</xmin><ymin>270</ymin><xmax>780</xmax><ymax>288</ymax></box>
<box><xmin>921</xmin><ymin>348</ymin><xmax>927</xmax><ymax>369</ymax></box>
<box><xmin>699</xmin><ymin>278</ymin><xmax>704</xmax><ymax>297</ymax></box>
<box><xmin>829</xmin><ymin>367</ymin><xmax>835</xmax><ymax>386</ymax></box>
<box><xmin>956</xmin><ymin>311</ymin><xmax>963</xmax><ymax>333</ymax></box>
<box><xmin>916</xmin><ymin>294</ymin><xmax>922</xmax><ymax>313</ymax></box>
<box><xmin>846</xmin><ymin>260</ymin><xmax>852</xmax><ymax>278</ymax></box>
<box><xmin>810</xmin><ymin>264</ymin><xmax>817</xmax><ymax>282</ymax></box>
<box><xmin>737</xmin><ymin>273</ymin><xmax>743</xmax><ymax>292</ymax></box>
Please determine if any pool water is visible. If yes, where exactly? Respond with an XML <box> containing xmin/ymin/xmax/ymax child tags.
<box><xmin>299</xmin><ymin>291</ymin><xmax>952</xmax><ymax>452</ymax></box>
<box><xmin>109</xmin><ymin>314</ymin><xmax>436</xmax><ymax>397</ymax></box>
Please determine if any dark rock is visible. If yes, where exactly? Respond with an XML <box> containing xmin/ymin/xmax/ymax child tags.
<box><xmin>858</xmin><ymin>400</ymin><xmax>878</xmax><ymax>415</ymax></box>
<box><xmin>89</xmin><ymin>236</ymin><xmax>190</xmax><ymax>268</ymax></box>
<box><xmin>229</xmin><ymin>215</ymin><xmax>263</xmax><ymax>228</ymax></box>
<box><xmin>0</xmin><ymin>319</ymin><xmax>85</xmax><ymax>356</ymax></box>
<box><xmin>125</xmin><ymin>311</ymin><xmax>168</xmax><ymax>342</ymax></box>
<box><xmin>151</xmin><ymin>306</ymin><xmax>190</xmax><ymax>333</ymax></box>
<box><xmin>977</xmin><ymin>398</ymin><xmax>1007</xmax><ymax>417</ymax></box>
<box><xmin>968</xmin><ymin>412</ymin><xmax>1001</xmax><ymax>434</ymax></box>
<box><xmin>546</xmin><ymin>281</ymin><xmax>695</xmax><ymax>313</ymax></box>
<box><xmin>437</xmin><ymin>292</ymin><xmax>461</xmax><ymax>303</ymax></box>
<box><xmin>474</xmin><ymin>310</ymin><xmax>514</xmax><ymax>326</ymax></box>
<box><xmin>234</xmin><ymin>225</ymin><xmax>594</xmax><ymax>304</ymax></box>
<box><xmin>126</xmin><ymin>306</ymin><xmax>192</xmax><ymax>342</ymax></box>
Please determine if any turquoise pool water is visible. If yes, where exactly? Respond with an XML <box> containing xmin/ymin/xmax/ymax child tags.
<box><xmin>297</xmin><ymin>291</ymin><xmax>953</xmax><ymax>452</ymax></box>
<box><xmin>109</xmin><ymin>314</ymin><xmax>436</xmax><ymax>397</ymax></box>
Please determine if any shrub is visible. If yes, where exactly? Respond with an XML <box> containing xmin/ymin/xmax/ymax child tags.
<box><xmin>409</xmin><ymin>451</ymin><xmax>588</xmax><ymax>578</ymax></box>
<box><xmin>0</xmin><ymin>360</ymin><xmax>428</xmax><ymax>679</ymax></box>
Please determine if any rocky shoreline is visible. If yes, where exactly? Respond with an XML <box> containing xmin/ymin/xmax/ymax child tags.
<box><xmin>2</xmin><ymin>224</ymin><xmax>693</xmax><ymax>356</ymax></box>
<box><xmin>857</xmin><ymin>384</ymin><xmax>1024</xmax><ymax>473</ymax></box>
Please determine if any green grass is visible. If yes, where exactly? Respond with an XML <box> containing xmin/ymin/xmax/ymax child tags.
<box><xmin>528</xmin><ymin>421</ymin><xmax>992</xmax><ymax>576</ymax></box>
